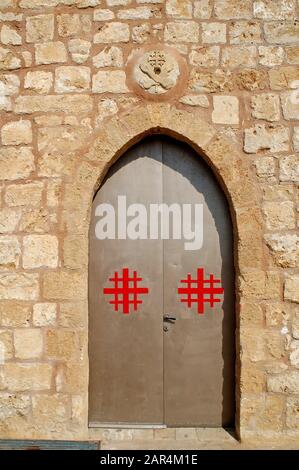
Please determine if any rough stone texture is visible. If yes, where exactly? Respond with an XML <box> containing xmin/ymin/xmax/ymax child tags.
<box><xmin>212</xmin><ymin>96</ymin><xmax>239</xmax><ymax>124</ymax></box>
<box><xmin>55</xmin><ymin>66</ymin><xmax>90</xmax><ymax>93</ymax></box>
<box><xmin>23</xmin><ymin>235</ymin><xmax>58</xmax><ymax>269</ymax></box>
<box><xmin>14</xmin><ymin>329</ymin><xmax>43</xmax><ymax>359</ymax></box>
<box><xmin>0</xmin><ymin>0</ymin><xmax>298</xmax><ymax>445</ymax></box>
<box><xmin>1</xmin><ymin>120</ymin><xmax>32</xmax><ymax>146</ymax></box>
<box><xmin>24</xmin><ymin>71</ymin><xmax>53</xmax><ymax>94</ymax></box>
<box><xmin>251</xmin><ymin>93</ymin><xmax>280</xmax><ymax>122</ymax></box>
<box><xmin>244</xmin><ymin>125</ymin><xmax>289</xmax><ymax>153</ymax></box>
<box><xmin>0</xmin><ymin>147</ymin><xmax>35</xmax><ymax>180</ymax></box>
<box><xmin>284</xmin><ymin>275</ymin><xmax>299</xmax><ymax>303</ymax></box>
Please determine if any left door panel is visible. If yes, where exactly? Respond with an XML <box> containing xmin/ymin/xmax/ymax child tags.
<box><xmin>89</xmin><ymin>138</ymin><xmax>164</xmax><ymax>425</ymax></box>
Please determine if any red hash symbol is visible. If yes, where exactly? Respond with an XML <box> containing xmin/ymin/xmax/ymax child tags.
<box><xmin>103</xmin><ymin>268</ymin><xmax>149</xmax><ymax>314</ymax></box>
<box><xmin>178</xmin><ymin>267</ymin><xmax>224</xmax><ymax>314</ymax></box>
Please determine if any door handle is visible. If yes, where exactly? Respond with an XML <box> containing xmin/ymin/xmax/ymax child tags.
<box><xmin>163</xmin><ymin>314</ymin><xmax>177</xmax><ymax>323</ymax></box>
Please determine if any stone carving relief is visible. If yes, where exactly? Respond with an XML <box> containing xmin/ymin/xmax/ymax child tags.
<box><xmin>133</xmin><ymin>50</ymin><xmax>180</xmax><ymax>95</ymax></box>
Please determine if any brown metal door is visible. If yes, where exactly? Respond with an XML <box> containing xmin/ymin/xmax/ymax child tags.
<box><xmin>89</xmin><ymin>138</ymin><xmax>164</xmax><ymax>425</ymax></box>
<box><xmin>89</xmin><ymin>136</ymin><xmax>235</xmax><ymax>427</ymax></box>
<box><xmin>162</xmin><ymin>138</ymin><xmax>235</xmax><ymax>427</ymax></box>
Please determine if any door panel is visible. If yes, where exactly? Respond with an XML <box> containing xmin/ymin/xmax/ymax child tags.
<box><xmin>89</xmin><ymin>138</ymin><xmax>164</xmax><ymax>425</ymax></box>
<box><xmin>162</xmin><ymin>139</ymin><xmax>235</xmax><ymax>426</ymax></box>
<box><xmin>89</xmin><ymin>136</ymin><xmax>235</xmax><ymax>427</ymax></box>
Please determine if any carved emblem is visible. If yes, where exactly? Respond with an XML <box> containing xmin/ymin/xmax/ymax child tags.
<box><xmin>134</xmin><ymin>49</ymin><xmax>180</xmax><ymax>95</ymax></box>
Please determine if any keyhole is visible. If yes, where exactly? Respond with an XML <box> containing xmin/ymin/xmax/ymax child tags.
<box><xmin>154</xmin><ymin>66</ymin><xmax>161</xmax><ymax>75</ymax></box>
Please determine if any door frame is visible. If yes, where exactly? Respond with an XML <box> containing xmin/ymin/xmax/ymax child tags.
<box><xmin>63</xmin><ymin>103</ymin><xmax>263</xmax><ymax>440</ymax></box>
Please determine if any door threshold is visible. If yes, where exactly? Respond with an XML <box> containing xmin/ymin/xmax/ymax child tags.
<box><xmin>89</xmin><ymin>423</ymin><xmax>166</xmax><ymax>429</ymax></box>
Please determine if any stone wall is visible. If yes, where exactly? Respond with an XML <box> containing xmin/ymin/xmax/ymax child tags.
<box><xmin>0</xmin><ymin>0</ymin><xmax>298</xmax><ymax>441</ymax></box>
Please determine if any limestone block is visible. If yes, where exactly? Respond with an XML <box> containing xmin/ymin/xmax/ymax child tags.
<box><xmin>194</xmin><ymin>0</ymin><xmax>212</xmax><ymax>19</ymax></box>
<box><xmin>57</xmin><ymin>14</ymin><xmax>91</xmax><ymax>38</ymax></box>
<box><xmin>1</xmin><ymin>25</ymin><xmax>22</xmax><ymax>45</ymax></box>
<box><xmin>55</xmin><ymin>66</ymin><xmax>90</xmax><ymax>93</ymax></box>
<box><xmin>93</xmin><ymin>9</ymin><xmax>115</xmax><ymax>21</ymax></box>
<box><xmin>279</xmin><ymin>155</ymin><xmax>299</xmax><ymax>182</ymax></box>
<box><xmin>0</xmin><ymin>302</ymin><xmax>31</xmax><ymax>327</ymax></box>
<box><xmin>5</xmin><ymin>182</ymin><xmax>43</xmax><ymax>207</ymax></box>
<box><xmin>222</xmin><ymin>46</ymin><xmax>257</xmax><ymax>68</ymax></box>
<box><xmin>26</xmin><ymin>14</ymin><xmax>54</xmax><ymax>43</ymax></box>
<box><xmin>14</xmin><ymin>329</ymin><xmax>43</xmax><ymax>359</ymax></box>
<box><xmin>0</xmin><ymin>47</ymin><xmax>21</xmax><ymax>70</ymax></box>
<box><xmin>265</xmin><ymin>303</ymin><xmax>290</xmax><ymax>327</ymax></box>
<box><xmin>94</xmin><ymin>22</ymin><xmax>130</xmax><ymax>43</ymax></box>
<box><xmin>35</xmin><ymin>42</ymin><xmax>67</xmax><ymax>65</ymax></box>
<box><xmin>267</xmin><ymin>371</ymin><xmax>299</xmax><ymax>394</ymax></box>
<box><xmin>0</xmin><ymin>273</ymin><xmax>39</xmax><ymax>300</ymax></box>
<box><xmin>286</xmin><ymin>397</ymin><xmax>299</xmax><ymax>429</ymax></box>
<box><xmin>1</xmin><ymin>120</ymin><xmax>32</xmax><ymax>146</ymax></box>
<box><xmin>254</xmin><ymin>156</ymin><xmax>275</xmax><ymax>179</ymax></box>
<box><xmin>164</xmin><ymin>21</ymin><xmax>199</xmax><ymax>43</ymax></box>
<box><xmin>32</xmin><ymin>394</ymin><xmax>69</xmax><ymax>424</ymax></box>
<box><xmin>33</xmin><ymin>303</ymin><xmax>56</xmax><ymax>326</ymax></box>
<box><xmin>265</xmin><ymin>233</ymin><xmax>299</xmax><ymax>268</ymax></box>
<box><xmin>286</xmin><ymin>45</ymin><xmax>299</xmax><ymax>64</ymax></box>
<box><xmin>179</xmin><ymin>95</ymin><xmax>209</xmax><ymax>107</ymax></box>
<box><xmin>43</xmin><ymin>271</ymin><xmax>86</xmax><ymax>300</ymax></box>
<box><xmin>263</xmin><ymin>201</ymin><xmax>295</xmax><ymax>230</ymax></box>
<box><xmin>0</xmin><ymin>330</ymin><xmax>13</xmax><ymax>361</ymax></box>
<box><xmin>68</xmin><ymin>39</ymin><xmax>91</xmax><ymax>64</ymax></box>
<box><xmin>258</xmin><ymin>46</ymin><xmax>284</xmax><ymax>66</ymax></box>
<box><xmin>92</xmin><ymin>71</ymin><xmax>128</xmax><ymax>93</ymax></box>
<box><xmin>281</xmin><ymin>91</ymin><xmax>299</xmax><ymax>120</ymax></box>
<box><xmin>93</xmin><ymin>47</ymin><xmax>123</xmax><ymax>68</ymax></box>
<box><xmin>254</xmin><ymin>0</ymin><xmax>296</xmax><ymax>20</ymax></box>
<box><xmin>293</xmin><ymin>127</ymin><xmax>299</xmax><ymax>152</ymax></box>
<box><xmin>284</xmin><ymin>275</ymin><xmax>299</xmax><ymax>303</ymax></box>
<box><xmin>229</xmin><ymin>21</ymin><xmax>261</xmax><ymax>44</ymax></box>
<box><xmin>23</xmin><ymin>235</ymin><xmax>58</xmax><ymax>269</ymax></box>
<box><xmin>251</xmin><ymin>93</ymin><xmax>280</xmax><ymax>122</ymax></box>
<box><xmin>0</xmin><ymin>393</ymin><xmax>30</xmax><ymax>421</ymax></box>
<box><xmin>264</xmin><ymin>21</ymin><xmax>299</xmax><ymax>44</ymax></box>
<box><xmin>38</xmin><ymin>125</ymin><xmax>90</xmax><ymax>154</ymax></box>
<box><xmin>166</xmin><ymin>0</ymin><xmax>192</xmax><ymax>18</ymax></box>
<box><xmin>189</xmin><ymin>46</ymin><xmax>219</xmax><ymax>67</ymax></box>
<box><xmin>24</xmin><ymin>71</ymin><xmax>53</xmax><ymax>94</ymax></box>
<box><xmin>244</xmin><ymin>124</ymin><xmax>289</xmax><ymax>153</ymax></box>
<box><xmin>0</xmin><ymin>363</ymin><xmax>52</xmax><ymax>391</ymax></box>
<box><xmin>0</xmin><ymin>74</ymin><xmax>19</xmax><ymax>96</ymax></box>
<box><xmin>0</xmin><ymin>236</ymin><xmax>20</xmax><ymax>269</ymax></box>
<box><xmin>118</xmin><ymin>6</ymin><xmax>161</xmax><ymax>19</ymax></box>
<box><xmin>214</xmin><ymin>0</ymin><xmax>252</xmax><ymax>19</ymax></box>
<box><xmin>45</xmin><ymin>329</ymin><xmax>79</xmax><ymax>361</ymax></box>
<box><xmin>212</xmin><ymin>96</ymin><xmax>239</xmax><ymax>124</ymax></box>
<box><xmin>0</xmin><ymin>209</ymin><xmax>21</xmax><ymax>234</ymax></box>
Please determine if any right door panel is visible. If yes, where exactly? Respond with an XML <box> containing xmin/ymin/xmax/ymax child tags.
<box><xmin>162</xmin><ymin>138</ymin><xmax>235</xmax><ymax>427</ymax></box>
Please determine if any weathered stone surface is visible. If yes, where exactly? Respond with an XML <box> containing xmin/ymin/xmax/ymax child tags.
<box><xmin>244</xmin><ymin>124</ymin><xmax>289</xmax><ymax>153</ymax></box>
<box><xmin>194</xmin><ymin>0</ymin><xmax>212</xmax><ymax>19</ymax></box>
<box><xmin>0</xmin><ymin>363</ymin><xmax>53</xmax><ymax>391</ymax></box>
<box><xmin>63</xmin><ymin>235</ymin><xmax>88</xmax><ymax>269</ymax></box>
<box><xmin>5</xmin><ymin>182</ymin><xmax>43</xmax><ymax>208</ymax></box>
<box><xmin>92</xmin><ymin>71</ymin><xmax>128</xmax><ymax>93</ymax></box>
<box><xmin>189</xmin><ymin>46</ymin><xmax>219</xmax><ymax>67</ymax></box>
<box><xmin>38</xmin><ymin>125</ymin><xmax>89</xmax><ymax>154</ymax></box>
<box><xmin>14</xmin><ymin>328</ymin><xmax>43</xmax><ymax>359</ymax></box>
<box><xmin>0</xmin><ymin>209</ymin><xmax>21</xmax><ymax>234</ymax></box>
<box><xmin>132</xmin><ymin>23</ymin><xmax>151</xmax><ymax>44</ymax></box>
<box><xmin>166</xmin><ymin>0</ymin><xmax>192</xmax><ymax>18</ymax></box>
<box><xmin>251</xmin><ymin>93</ymin><xmax>280</xmax><ymax>122</ymax></box>
<box><xmin>0</xmin><ymin>273</ymin><xmax>39</xmax><ymax>300</ymax></box>
<box><xmin>1</xmin><ymin>25</ymin><xmax>22</xmax><ymax>45</ymax></box>
<box><xmin>265</xmin><ymin>233</ymin><xmax>299</xmax><ymax>268</ymax></box>
<box><xmin>24</xmin><ymin>71</ymin><xmax>53</xmax><ymax>94</ymax></box>
<box><xmin>93</xmin><ymin>9</ymin><xmax>115</xmax><ymax>21</ymax></box>
<box><xmin>118</xmin><ymin>6</ymin><xmax>161</xmax><ymax>19</ymax></box>
<box><xmin>164</xmin><ymin>21</ymin><xmax>199</xmax><ymax>43</ymax></box>
<box><xmin>212</xmin><ymin>95</ymin><xmax>239</xmax><ymax>124</ymax></box>
<box><xmin>284</xmin><ymin>275</ymin><xmax>299</xmax><ymax>303</ymax></box>
<box><xmin>45</xmin><ymin>329</ymin><xmax>79</xmax><ymax>361</ymax></box>
<box><xmin>255</xmin><ymin>156</ymin><xmax>275</xmax><ymax>179</ymax></box>
<box><xmin>55</xmin><ymin>66</ymin><xmax>90</xmax><ymax>93</ymax></box>
<box><xmin>1</xmin><ymin>120</ymin><xmax>32</xmax><ymax>146</ymax></box>
<box><xmin>239</xmin><ymin>271</ymin><xmax>280</xmax><ymax>300</ymax></box>
<box><xmin>32</xmin><ymin>394</ymin><xmax>69</xmax><ymax>424</ymax></box>
<box><xmin>264</xmin><ymin>21</ymin><xmax>299</xmax><ymax>44</ymax></box>
<box><xmin>269</xmin><ymin>66</ymin><xmax>299</xmax><ymax>90</ymax></box>
<box><xmin>267</xmin><ymin>371</ymin><xmax>299</xmax><ymax>394</ymax></box>
<box><xmin>215</xmin><ymin>0</ymin><xmax>252</xmax><ymax>19</ymax></box>
<box><xmin>59</xmin><ymin>302</ymin><xmax>86</xmax><ymax>328</ymax></box>
<box><xmin>241</xmin><ymin>330</ymin><xmax>265</xmax><ymax>362</ymax></box>
<box><xmin>179</xmin><ymin>94</ymin><xmax>209</xmax><ymax>107</ymax></box>
<box><xmin>15</xmin><ymin>95</ymin><xmax>93</xmax><ymax>114</ymax></box>
<box><xmin>222</xmin><ymin>46</ymin><xmax>257</xmax><ymax>68</ymax></box>
<box><xmin>281</xmin><ymin>90</ymin><xmax>299</xmax><ymax>120</ymax></box>
<box><xmin>293</xmin><ymin>315</ymin><xmax>299</xmax><ymax>339</ymax></box>
<box><xmin>43</xmin><ymin>271</ymin><xmax>86</xmax><ymax>300</ymax></box>
<box><xmin>94</xmin><ymin>23</ymin><xmax>130</xmax><ymax>43</ymax></box>
<box><xmin>26</xmin><ymin>14</ymin><xmax>54</xmax><ymax>43</ymax></box>
<box><xmin>0</xmin><ymin>302</ymin><xmax>31</xmax><ymax>328</ymax></box>
<box><xmin>57</xmin><ymin>14</ymin><xmax>91</xmax><ymax>38</ymax></box>
<box><xmin>0</xmin><ymin>393</ymin><xmax>30</xmax><ymax>421</ymax></box>
<box><xmin>240</xmin><ymin>302</ymin><xmax>263</xmax><ymax>326</ymax></box>
<box><xmin>254</xmin><ymin>0</ymin><xmax>296</xmax><ymax>20</ymax></box>
<box><xmin>0</xmin><ymin>47</ymin><xmax>21</xmax><ymax>70</ymax></box>
<box><xmin>0</xmin><ymin>236</ymin><xmax>20</xmax><ymax>269</ymax></box>
<box><xmin>35</xmin><ymin>42</ymin><xmax>67</xmax><ymax>65</ymax></box>
<box><xmin>189</xmin><ymin>69</ymin><xmax>234</xmax><ymax>93</ymax></box>
<box><xmin>23</xmin><ymin>235</ymin><xmax>58</xmax><ymax>269</ymax></box>
<box><xmin>294</xmin><ymin>127</ymin><xmax>299</xmax><ymax>152</ymax></box>
<box><xmin>19</xmin><ymin>208</ymin><xmax>54</xmax><ymax>234</ymax></box>
<box><xmin>96</xmin><ymin>98</ymin><xmax>118</xmax><ymax>125</ymax></box>
<box><xmin>229</xmin><ymin>21</ymin><xmax>261</xmax><ymax>44</ymax></box>
<box><xmin>236</xmin><ymin>68</ymin><xmax>268</xmax><ymax>91</ymax></box>
<box><xmin>93</xmin><ymin>47</ymin><xmax>123</xmax><ymax>68</ymax></box>
<box><xmin>263</xmin><ymin>201</ymin><xmax>295</xmax><ymax>230</ymax></box>
<box><xmin>279</xmin><ymin>155</ymin><xmax>299</xmax><ymax>182</ymax></box>
<box><xmin>202</xmin><ymin>22</ymin><xmax>226</xmax><ymax>44</ymax></box>
<box><xmin>286</xmin><ymin>45</ymin><xmax>299</xmax><ymax>64</ymax></box>
<box><xmin>33</xmin><ymin>303</ymin><xmax>56</xmax><ymax>326</ymax></box>
<box><xmin>286</xmin><ymin>397</ymin><xmax>299</xmax><ymax>429</ymax></box>
<box><xmin>258</xmin><ymin>46</ymin><xmax>284</xmax><ymax>66</ymax></box>
<box><xmin>265</xmin><ymin>303</ymin><xmax>290</xmax><ymax>327</ymax></box>
<box><xmin>68</xmin><ymin>39</ymin><xmax>91</xmax><ymax>64</ymax></box>
<box><xmin>0</xmin><ymin>74</ymin><xmax>19</xmax><ymax>96</ymax></box>
<box><xmin>134</xmin><ymin>49</ymin><xmax>180</xmax><ymax>95</ymax></box>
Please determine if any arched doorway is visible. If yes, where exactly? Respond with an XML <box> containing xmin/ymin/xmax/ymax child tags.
<box><xmin>88</xmin><ymin>136</ymin><xmax>235</xmax><ymax>428</ymax></box>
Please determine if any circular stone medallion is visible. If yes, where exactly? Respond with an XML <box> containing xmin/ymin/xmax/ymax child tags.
<box><xmin>133</xmin><ymin>49</ymin><xmax>180</xmax><ymax>95</ymax></box>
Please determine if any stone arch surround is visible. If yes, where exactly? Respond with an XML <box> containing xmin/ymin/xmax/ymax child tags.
<box><xmin>62</xmin><ymin>103</ymin><xmax>264</xmax><ymax>441</ymax></box>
